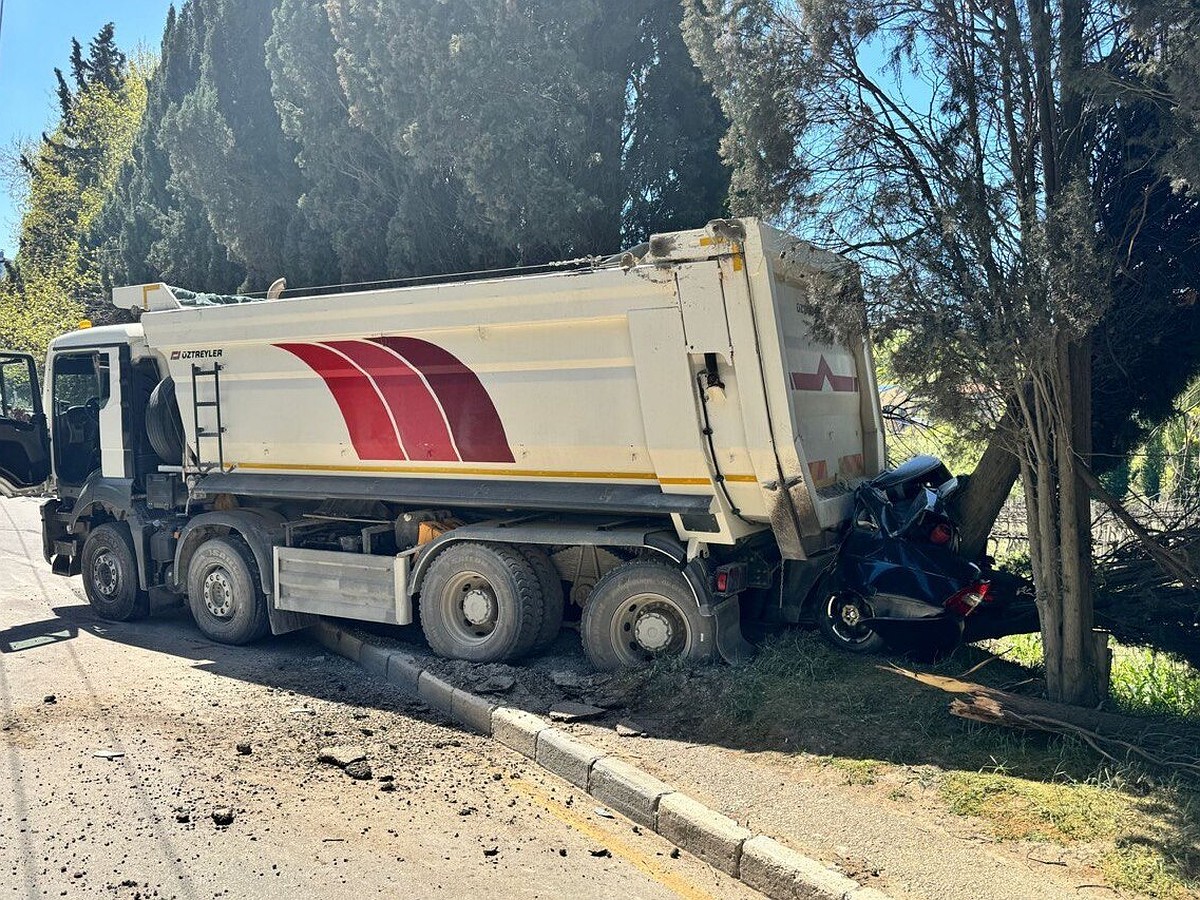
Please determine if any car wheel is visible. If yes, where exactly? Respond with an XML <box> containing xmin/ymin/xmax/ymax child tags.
<box><xmin>818</xmin><ymin>590</ymin><xmax>887</xmax><ymax>653</ymax></box>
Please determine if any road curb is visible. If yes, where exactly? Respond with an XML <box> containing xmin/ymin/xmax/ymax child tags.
<box><xmin>312</xmin><ymin>620</ymin><xmax>892</xmax><ymax>900</ymax></box>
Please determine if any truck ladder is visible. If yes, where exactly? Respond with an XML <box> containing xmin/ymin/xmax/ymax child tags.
<box><xmin>190</xmin><ymin>363</ymin><xmax>227</xmax><ymax>473</ymax></box>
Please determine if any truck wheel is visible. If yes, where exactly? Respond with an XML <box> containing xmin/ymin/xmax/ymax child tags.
<box><xmin>186</xmin><ymin>536</ymin><xmax>270</xmax><ymax>645</ymax></box>
<box><xmin>81</xmin><ymin>522</ymin><xmax>149</xmax><ymax>621</ymax></box>
<box><xmin>580</xmin><ymin>561</ymin><xmax>716</xmax><ymax>671</ymax></box>
<box><xmin>419</xmin><ymin>542</ymin><xmax>543</xmax><ymax>662</ymax></box>
<box><xmin>520</xmin><ymin>546</ymin><xmax>565</xmax><ymax>652</ymax></box>
<box><xmin>818</xmin><ymin>590</ymin><xmax>887</xmax><ymax>653</ymax></box>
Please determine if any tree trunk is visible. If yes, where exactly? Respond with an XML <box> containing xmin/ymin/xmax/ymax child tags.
<box><xmin>956</xmin><ymin>407</ymin><xmax>1022</xmax><ymax>561</ymax></box>
<box><xmin>1055</xmin><ymin>336</ymin><xmax>1106</xmax><ymax>705</ymax></box>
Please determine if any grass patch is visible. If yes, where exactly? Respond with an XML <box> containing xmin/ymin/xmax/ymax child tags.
<box><xmin>624</xmin><ymin>629</ymin><xmax>1200</xmax><ymax>899</ymax></box>
<box><xmin>823</xmin><ymin>756</ymin><xmax>883</xmax><ymax>785</ymax></box>
<box><xmin>1104</xmin><ymin>840</ymin><xmax>1200</xmax><ymax>900</ymax></box>
<box><xmin>942</xmin><ymin>771</ymin><xmax>1126</xmax><ymax>842</ymax></box>
<box><xmin>990</xmin><ymin>633</ymin><xmax>1200</xmax><ymax>720</ymax></box>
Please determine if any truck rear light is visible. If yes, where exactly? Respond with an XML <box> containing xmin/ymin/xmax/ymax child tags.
<box><xmin>713</xmin><ymin>563</ymin><xmax>747</xmax><ymax>597</ymax></box>
<box><xmin>945</xmin><ymin>582</ymin><xmax>989</xmax><ymax>617</ymax></box>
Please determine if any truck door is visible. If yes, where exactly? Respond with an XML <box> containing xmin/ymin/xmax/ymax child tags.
<box><xmin>48</xmin><ymin>349</ymin><xmax>122</xmax><ymax>487</ymax></box>
<box><xmin>0</xmin><ymin>352</ymin><xmax>50</xmax><ymax>491</ymax></box>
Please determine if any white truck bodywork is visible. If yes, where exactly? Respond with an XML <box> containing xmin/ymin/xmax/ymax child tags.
<box><xmin>110</xmin><ymin>219</ymin><xmax>883</xmax><ymax>558</ymax></box>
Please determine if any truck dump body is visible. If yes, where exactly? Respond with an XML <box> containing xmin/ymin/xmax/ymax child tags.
<box><xmin>123</xmin><ymin>219</ymin><xmax>884</xmax><ymax>558</ymax></box>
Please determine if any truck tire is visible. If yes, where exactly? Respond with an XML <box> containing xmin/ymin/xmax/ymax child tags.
<box><xmin>581</xmin><ymin>560</ymin><xmax>716</xmax><ymax>671</ymax></box>
<box><xmin>186</xmin><ymin>536</ymin><xmax>270</xmax><ymax>645</ymax></box>
<box><xmin>81</xmin><ymin>522</ymin><xmax>149</xmax><ymax>621</ymax></box>
<box><xmin>520</xmin><ymin>545</ymin><xmax>565</xmax><ymax>652</ymax></box>
<box><xmin>146</xmin><ymin>376</ymin><xmax>185</xmax><ymax>465</ymax></box>
<box><xmin>419</xmin><ymin>542</ymin><xmax>543</xmax><ymax>663</ymax></box>
<box><xmin>817</xmin><ymin>590</ymin><xmax>887</xmax><ymax>654</ymax></box>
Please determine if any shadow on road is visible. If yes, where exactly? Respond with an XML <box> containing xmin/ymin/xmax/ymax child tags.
<box><xmin>30</xmin><ymin>600</ymin><xmax>455</xmax><ymax>729</ymax></box>
<box><xmin>0</xmin><ymin>617</ymin><xmax>79</xmax><ymax>654</ymax></box>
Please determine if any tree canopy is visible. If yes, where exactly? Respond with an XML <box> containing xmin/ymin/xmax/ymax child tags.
<box><xmin>683</xmin><ymin>0</ymin><xmax>1200</xmax><ymax>702</ymax></box>
<box><xmin>0</xmin><ymin>26</ymin><xmax>147</xmax><ymax>351</ymax></box>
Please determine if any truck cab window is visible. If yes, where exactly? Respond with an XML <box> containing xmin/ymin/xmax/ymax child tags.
<box><xmin>0</xmin><ymin>357</ymin><xmax>36</xmax><ymax>423</ymax></box>
<box><xmin>52</xmin><ymin>352</ymin><xmax>108</xmax><ymax>485</ymax></box>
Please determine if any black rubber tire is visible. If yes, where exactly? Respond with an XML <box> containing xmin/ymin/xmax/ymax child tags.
<box><xmin>520</xmin><ymin>545</ymin><xmax>565</xmax><ymax>652</ymax></box>
<box><xmin>418</xmin><ymin>542</ymin><xmax>543</xmax><ymax>663</ymax></box>
<box><xmin>186</xmin><ymin>536</ymin><xmax>270</xmax><ymax>645</ymax></box>
<box><xmin>146</xmin><ymin>376</ymin><xmax>185</xmax><ymax>465</ymax></box>
<box><xmin>81</xmin><ymin>522</ymin><xmax>149</xmax><ymax>621</ymax></box>
<box><xmin>817</xmin><ymin>590</ymin><xmax>888</xmax><ymax>654</ymax></box>
<box><xmin>580</xmin><ymin>560</ymin><xmax>716</xmax><ymax>671</ymax></box>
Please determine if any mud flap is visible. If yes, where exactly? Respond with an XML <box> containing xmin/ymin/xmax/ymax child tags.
<box><xmin>268</xmin><ymin>604</ymin><xmax>319</xmax><ymax>636</ymax></box>
<box><xmin>713</xmin><ymin>596</ymin><xmax>755</xmax><ymax>665</ymax></box>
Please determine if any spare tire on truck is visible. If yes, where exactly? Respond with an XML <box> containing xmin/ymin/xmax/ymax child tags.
<box><xmin>146</xmin><ymin>376</ymin><xmax>186</xmax><ymax>465</ymax></box>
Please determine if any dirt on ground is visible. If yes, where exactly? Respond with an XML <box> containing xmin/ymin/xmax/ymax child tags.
<box><xmin>348</xmin><ymin>619</ymin><xmax>1200</xmax><ymax>900</ymax></box>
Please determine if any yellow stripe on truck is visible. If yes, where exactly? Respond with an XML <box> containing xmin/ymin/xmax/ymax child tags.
<box><xmin>235</xmin><ymin>461</ymin><xmax>758</xmax><ymax>484</ymax></box>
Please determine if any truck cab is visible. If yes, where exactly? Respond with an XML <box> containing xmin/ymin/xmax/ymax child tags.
<box><xmin>1</xmin><ymin>326</ymin><xmax>158</xmax><ymax>498</ymax></box>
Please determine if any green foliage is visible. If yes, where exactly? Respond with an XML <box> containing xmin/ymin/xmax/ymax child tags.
<box><xmin>1137</xmin><ymin>432</ymin><xmax>1167</xmax><ymax>500</ymax></box>
<box><xmin>268</xmin><ymin>0</ymin><xmax>728</xmax><ymax>280</ymax></box>
<box><xmin>991</xmin><ymin>633</ymin><xmax>1200</xmax><ymax>720</ymax></box>
<box><xmin>0</xmin><ymin>25</ymin><xmax>147</xmax><ymax>354</ymax></box>
<box><xmin>1099</xmin><ymin>460</ymin><xmax>1132</xmax><ymax>499</ymax></box>
<box><xmin>158</xmin><ymin>0</ymin><xmax>334</xmax><ymax>290</ymax></box>
<box><xmin>91</xmin><ymin>3</ymin><xmax>245</xmax><ymax>299</ymax></box>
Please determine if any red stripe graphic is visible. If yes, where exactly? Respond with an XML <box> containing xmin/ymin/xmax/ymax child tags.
<box><xmin>790</xmin><ymin>356</ymin><xmax>859</xmax><ymax>393</ymax></box>
<box><xmin>324</xmin><ymin>340</ymin><xmax>458</xmax><ymax>462</ymax></box>
<box><xmin>371</xmin><ymin>337</ymin><xmax>515</xmax><ymax>463</ymax></box>
<box><xmin>275</xmin><ymin>343</ymin><xmax>405</xmax><ymax>460</ymax></box>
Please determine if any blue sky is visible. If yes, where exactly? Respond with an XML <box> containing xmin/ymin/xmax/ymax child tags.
<box><xmin>0</xmin><ymin>0</ymin><xmax>174</xmax><ymax>257</ymax></box>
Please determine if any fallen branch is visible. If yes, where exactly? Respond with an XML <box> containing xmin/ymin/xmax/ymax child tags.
<box><xmin>883</xmin><ymin>665</ymin><xmax>1200</xmax><ymax>780</ymax></box>
<box><xmin>1076</xmin><ymin>460</ymin><xmax>1200</xmax><ymax>590</ymax></box>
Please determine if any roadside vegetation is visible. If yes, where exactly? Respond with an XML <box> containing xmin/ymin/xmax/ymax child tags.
<box><xmin>618</xmin><ymin>632</ymin><xmax>1200</xmax><ymax>898</ymax></box>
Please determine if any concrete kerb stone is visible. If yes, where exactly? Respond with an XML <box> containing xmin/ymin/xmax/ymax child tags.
<box><xmin>358</xmin><ymin>641</ymin><xmax>391</xmax><ymax>677</ymax></box>
<box><xmin>740</xmin><ymin>835</ymin><xmax>863</xmax><ymax>900</ymax></box>
<box><xmin>417</xmin><ymin>670</ymin><xmax>457</xmax><ymax>716</ymax></box>
<box><xmin>315</xmin><ymin>621</ymin><xmax>364</xmax><ymax>663</ymax></box>
<box><xmin>316</xmin><ymin>622</ymin><xmax>894</xmax><ymax>900</ymax></box>
<box><xmin>588</xmin><ymin>756</ymin><xmax>673</xmax><ymax>829</ymax></box>
<box><xmin>534</xmin><ymin>728</ymin><xmax>604</xmax><ymax>790</ymax></box>
<box><xmin>451</xmin><ymin>688</ymin><xmax>496</xmax><ymax>735</ymax></box>
<box><xmin>491</xmin><ymin>707</ymin><xmax>549</xmax><ymax>759</ymax></box>
<box><xmin>656</xmin><ymin>791</ymin><xmax>751</xmax><ymax>877</ymax></box>
<box><xmin>386</xmin><ymin>653</ymin><xmax>423</xmax><ymax>694</ymax></box>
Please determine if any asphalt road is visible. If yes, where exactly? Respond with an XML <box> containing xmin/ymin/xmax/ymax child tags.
<box><xmin>0</xmin><ymin>496</ymin><xmax>753</xmax><ymax>900</ymax></box>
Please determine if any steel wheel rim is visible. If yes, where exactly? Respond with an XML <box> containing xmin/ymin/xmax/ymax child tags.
<box><xmin>441</xmin><ymin>569</ymin><xmax>500</xmax><ymax>644</ymax></box>
<box><xmin>91</xmin><ymin>550</ymin><xmax>120</xmax><ymax>598</ymax></box>
<box><xmin>610</xmin><ymin>591</ymin><xmax>690</xmax><ymax>664</ymax></box>
<box><xmin>202</xmin><ymin>566</ymin><xmax>236</xmax><ymax>619</ymax></box>
<box><xmin>826</xmin><ymin>593</ymin><xmax>876</xmax><ymax>645</ymax></box>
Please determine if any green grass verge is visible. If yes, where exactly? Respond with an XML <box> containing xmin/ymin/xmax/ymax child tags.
<box><xmin>989</xmin><ymin>634</ymin><xmax>1200</xmax><ymax>719</ymax></box>
<box><xmin>621</xmin><ymin>630</ymin><xmax>1200</xmax><ymax>898</ymax></box>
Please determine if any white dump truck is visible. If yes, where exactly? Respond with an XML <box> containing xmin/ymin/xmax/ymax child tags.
<box><xmin>0</xmin><ymin>218</ymin><xmax>884</xmax><ymax>668</ymax></box>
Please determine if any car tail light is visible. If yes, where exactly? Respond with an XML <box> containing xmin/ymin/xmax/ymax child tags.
<box><xmin>945</xmin><ymin>582</ymin><xmax>989</xmax><ymax>617</ymax></box>
<box><xmin>929</xmin><ymin>523</ymin><xmax>954</xmax><ymax>545</ymax></box>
